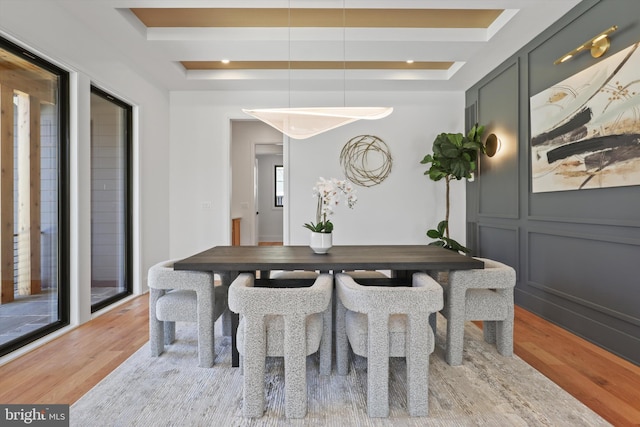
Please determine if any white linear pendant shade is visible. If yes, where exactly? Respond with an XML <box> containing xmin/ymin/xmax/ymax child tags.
<box><xmin>242</xmin><ymin>107</ymin><xmax>394</xmax><ymax>140</ymax></box>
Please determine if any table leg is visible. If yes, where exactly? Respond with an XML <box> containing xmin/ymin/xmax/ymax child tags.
<box><xmin>220</xmin><ymin>271</ymin><xmax>241</xmax><ymax>367</ymax></box>
<box><xmin>259</xmin><ymin>270</ymin><xmax>270</xmax><ymax>279</ymax></box>
<box><xmin>231</xmin><ymin>312</ymin><xmax>240</xmax><ymax>367</ymax></box>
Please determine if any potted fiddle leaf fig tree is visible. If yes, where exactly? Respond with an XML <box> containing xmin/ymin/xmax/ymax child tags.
<box><xmin>420</xmin><ymin>123</ymin><xmax>485</xmax><ymax>254</ymax></box>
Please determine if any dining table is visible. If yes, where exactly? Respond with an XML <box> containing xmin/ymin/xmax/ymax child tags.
<box><xmin>173</xmin><ymin>244</ymin><xmax>484</xmax><ymax>367</ymax></box>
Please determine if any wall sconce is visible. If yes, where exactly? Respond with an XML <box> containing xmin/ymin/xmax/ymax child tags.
<box><xmin>554</xmin><ymin>26</ymin><xmax>618</xmax><ymax>65</ymax></box>
<box><xmin>485</xmin><ymin>133</ymin><xmax>502</xmax><ymax>157</ymax></box>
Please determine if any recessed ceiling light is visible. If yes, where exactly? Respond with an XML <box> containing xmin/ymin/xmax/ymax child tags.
<box><xmin>406</xmin><ymin>60</ymin><xmax>414</xmax><ymax>64</ymax></box>
<box><xmin>221</xmin><ymin>59</ymin><xmax>230</xmax><ymax>64</ymax></box>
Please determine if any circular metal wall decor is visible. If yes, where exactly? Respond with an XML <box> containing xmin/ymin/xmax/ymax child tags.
<box><xmin>340</xmin><ymin>135</ymin><xmax>392</xmax><ymax>187</ymax></box>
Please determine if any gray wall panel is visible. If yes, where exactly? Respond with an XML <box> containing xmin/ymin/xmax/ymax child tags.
<box><xmin>528</xmin><ymin>230</ymin><xmax>640</xmax><ymax>326</ymax></box>
<box><xmin>477</xmin><ymin>62</ymin><xmax>520</xmax><ymax>219</ymax></box>
<box><xmin>478</xmin><ymin>224</ymin><xmax>519</xmax><ymax>278</ymax></box>
<box><xmin>466</xmin><ymin>0</ymin><xmax>640</xmax><ymax>365</ymax></box>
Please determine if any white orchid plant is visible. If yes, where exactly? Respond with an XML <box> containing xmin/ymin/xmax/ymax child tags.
<box><xmin>303</xmin><ymin>177</ymin><xmax>357</xmax><ymax>233</ymax></box>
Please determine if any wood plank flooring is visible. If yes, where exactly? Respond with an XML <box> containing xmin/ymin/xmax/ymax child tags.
<box><xmin>0</xmin><ymin>295</ymin><xmax>148</xmax><ymax>405</ymax></box>
<box><xmin>0</xmin><ymin>294</ymin><xmax>638</xmax><ymax>426</ymax></box>
<box><xmin>514</xmin><ymin>307</ymin><xmax>640</xmax><ymax>426</ymax></box>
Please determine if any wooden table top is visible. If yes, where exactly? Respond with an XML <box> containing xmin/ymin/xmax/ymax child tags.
<box><xmin>173</xmin><ymin>245</ymin><xmax>484</xmax><ymax>272</ymax></box>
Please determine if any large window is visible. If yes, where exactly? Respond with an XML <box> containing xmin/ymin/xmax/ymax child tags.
<box><xmin>0</xmin><ymin>37</ymin><xmax>69</xmax><ymax>357</ymax></box>
<box><xmin>90</xmin><ymin>87</ymin><xmax>132</xmax><ymax>312</ymax></box>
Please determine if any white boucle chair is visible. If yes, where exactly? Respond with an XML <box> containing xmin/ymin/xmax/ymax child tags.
<box><xmin>433</xmin><ymin>257</ymin><xmax>516</xmax><ymax>366</ymax></box>
<box><xmin>335</xmin><ymin>272</ymin><xmax>443</xmax><ymax>418</ymax></box>
<box><xmin>228</xmin><ymin>272</ymin><xmax>333</xmax><ymax>419</ymax></box>
<box><xmin>148</xmin><ymin>259</ymin><xmax>229</xmax><ymax>368</ymax></box>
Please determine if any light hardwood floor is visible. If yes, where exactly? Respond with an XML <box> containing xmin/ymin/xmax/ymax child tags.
<box><xmin>0</xmin><ymin>294</ymin><xmax>638</xmax><ymax>426</ymax></box>
<box><xmin>258</xmin><ymin>241</ymin><xmax>284</xmax><ymax>246</ymax></box>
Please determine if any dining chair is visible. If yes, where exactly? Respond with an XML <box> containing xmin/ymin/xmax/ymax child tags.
<box><xmin>148</xmin><ymin>259</ymin><xmax>229</xmax><ymax>367</ymax></box>
<box><xmin>433</xmin><ymin>257</ymin><xmax>516</xmax><ymax>366</ymax></box>
<box><xmin>228</xmin><ymin>272</ymin><xmax>333</xmax><ymax>419</ymax></box>
<box><xmin>335</xmin><ymin>272</ymin><xmax>443</xmax><ymax>417</ymax></box>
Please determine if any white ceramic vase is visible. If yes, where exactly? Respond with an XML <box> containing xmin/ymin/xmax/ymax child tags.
<box><xmin>310</xmin><ymin>231</ymin><xmax>332</xmax><ymax>254</ymax></box>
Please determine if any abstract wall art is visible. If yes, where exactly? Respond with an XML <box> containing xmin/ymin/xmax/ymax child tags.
<box><xmin>340</xmin><ymin>135</ymin><xmax>392</xmax><ymax>187</ymax></box>
<box><xmin>530</xmin><ymin>42</ymin><xmax>640</xmax><ymax>193</ymax></box>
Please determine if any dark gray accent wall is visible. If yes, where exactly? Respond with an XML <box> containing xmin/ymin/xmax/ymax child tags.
<box><xmin>466</xmin><ymin>0</ymin><xmax>640</xmax><ymax>365</ymax></box>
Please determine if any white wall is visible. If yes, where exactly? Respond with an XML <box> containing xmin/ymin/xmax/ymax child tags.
<box><xmin>170</xmin><ymin>90</ymin><xmax>466</xmax><ymax>255</ymax></box>
<box><xmin>0</xmin><ymin>1</ymin><xmax>170</xmax><ymax>328</ymax></box>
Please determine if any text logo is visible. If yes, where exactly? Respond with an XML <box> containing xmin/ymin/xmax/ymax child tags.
<box><xmin>1</xmin><ymin>405</ymin><xmax>68</xmax><ymax>426</ymax></box>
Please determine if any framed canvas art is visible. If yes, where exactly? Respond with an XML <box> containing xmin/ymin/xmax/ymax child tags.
<box><xmin>530</xmin><ymin>42</ymin><xmax>640</xmax><ymax>193</ymax></box>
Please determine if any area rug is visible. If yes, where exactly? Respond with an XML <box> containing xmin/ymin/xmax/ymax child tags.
<box><xmin>70</xmin><ymin>317</ymin><xmax>610</xmax><ymax>426</ymax></box>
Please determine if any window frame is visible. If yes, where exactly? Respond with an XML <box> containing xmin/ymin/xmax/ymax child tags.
<box><xmin>0</xmin><ymin>35</ymin><xmax>70</xmax><ymax>357</ymax></box>
<box><xmin>89</xmin><ymin>85</ymin><xmax>134</xmax><ymax>313</ymax></box>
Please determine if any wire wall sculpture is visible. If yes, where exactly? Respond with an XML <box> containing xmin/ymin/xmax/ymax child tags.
<box><xmin>340</xmin><ymin>135</ymin><xmax>392</xmax><ymax>187</ymax></box>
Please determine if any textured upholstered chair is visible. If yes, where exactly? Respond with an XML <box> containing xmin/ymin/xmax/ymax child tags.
<box><xmin>335</xmin><ymin>272</ymin><xmax>443</xmax><ymax>418</ymax></box>
<box><xmin>268</xmin><ymin>270</ymin><xmax>333</xmax><ymax>375</ymax></box>
<box><xmin>228</xmin><ymin>273</ymin><xmax>333</xmax><ymax>419</ymax></box>
<box><xmin>148</xmin><ymin>259</ymin><xmax>229</xmax><ymax>368</ymax></box>
<box><xmin>434</xmin><ymin>257</ymin><xmax>516</xmax><ymax>366</ymax></box>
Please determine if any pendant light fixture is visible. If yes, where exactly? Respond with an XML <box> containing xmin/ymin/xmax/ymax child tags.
<box><xmin>242</xmin><ymin>1</ymin><xmax>393</xmax><ymax>139</ymax></box>
<box><xmin>242</xmin><ymin>107</ymin><xmax>393</xmax><ymax>140</ymax></box>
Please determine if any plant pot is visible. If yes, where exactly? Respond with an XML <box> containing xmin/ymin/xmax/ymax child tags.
<box><xmin>310</xmin><ymin>231</ymin><xmax>332</xmax><ymax>254</ymax></box>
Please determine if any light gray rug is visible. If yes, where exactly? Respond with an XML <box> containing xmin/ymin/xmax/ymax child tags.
<box><xmin>71</xmin><ymin>317</ymin><xmax>610</xmax><ymax>426</ymax></box>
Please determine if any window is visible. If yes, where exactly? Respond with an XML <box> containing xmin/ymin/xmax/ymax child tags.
<box><xmin>0</xmin><ymin>36</ymin><xmax>69</xmax><ymax>357</ymax></box>
<box><xmin>274</xmin><ymin>165</ymin><xmax>284</xmax><ymax>207</ymax></box>
<box><xmin>90</xmin><ymin>86</ymin><xmax>132</xmax><ymax>312</ymax></box>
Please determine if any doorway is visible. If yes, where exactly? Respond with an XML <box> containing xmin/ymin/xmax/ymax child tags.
<box><xmin>89</xmin><ymin>86</ymin><xmax>132</xmax><ymax>312</ymax></box>
<box><xmin>230</xmin><ymin>120</ymin><xmax>285</xmax><ymax>245</ymax></box>
<box><xmin>255</xmin><ymin>144</ymin><xmax>283</xmax><ymax>245</ymax></box>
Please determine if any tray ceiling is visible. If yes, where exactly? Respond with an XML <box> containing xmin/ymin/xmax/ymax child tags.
<box><xmin>57</xmin><ymin>1</ymin><xmax>582</xmax><ymax>92</ymax></box>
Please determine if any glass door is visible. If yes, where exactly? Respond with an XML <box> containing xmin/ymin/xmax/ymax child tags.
<box><xmin>0</xmin><ymin>37</ymin><xmax>69</xmax><ymax>356</ymax></box>
<box><xmin>90</xmin><ymin>87</ymin><xmax>132</xmax><ymax>311</ymax></box>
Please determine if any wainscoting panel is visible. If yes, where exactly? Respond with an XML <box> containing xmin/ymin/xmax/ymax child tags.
<box><xmin>527</xmin><ymin>189</ymin><xmax>640</xmax><ymax>228</ymax></box>
<box><xmin>478</xmin><ymin>224</ymin><xmax>519</xmax><ymax>280</ymax></box>
<box><xmin>477</xmin><ymin>61</ymin><xmax>519</xmax><ymax>220</ymax></box>
<box><xmin>527</xmin><ymin>230</ymin><xmax>640</xmax><ymax>327</ymax></box>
